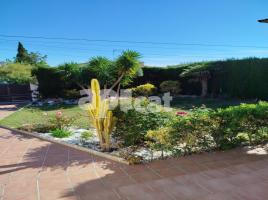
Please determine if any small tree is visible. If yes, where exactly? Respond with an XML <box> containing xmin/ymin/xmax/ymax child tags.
<box><xmin>15</xmin><ymin>42</ymin><xmax>47</xmax><ymax>65</ymax></box>
<box><xmin>109</xmin><ymin>50</ymin><xmax>141</xmax><ymax>98</ymax></box>
<box><xmin>15</xmin><ymin>42</ymin><xmax>29</xmax><ymax>63</ymax></box>
<box><xmin>88</xmin><ymin>56</ymin><xmax>116</xmax><ymax>88</ymax></box>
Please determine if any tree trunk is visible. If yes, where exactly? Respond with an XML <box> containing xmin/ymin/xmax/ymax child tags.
<box><xmin>201</xmin><ymin>78</ymin><xmax>208</xmax><ymax>97</ymax></box>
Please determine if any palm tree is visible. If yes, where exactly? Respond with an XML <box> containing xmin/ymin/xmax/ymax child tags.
<box><xmin>107</xmin><ymin>50</ymin><xmax>141</xmax><ymax>97</ymax></box>
<box><xmin>89</xmin><ymin>56</ymin><xmax>116</xmax><ymax>88</ymax></box>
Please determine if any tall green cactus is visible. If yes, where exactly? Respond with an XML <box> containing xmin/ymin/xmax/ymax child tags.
<box><xmin>87</xmin><ymin>79</ymin><xmax>116</xmax><ymax>151</ymax></box>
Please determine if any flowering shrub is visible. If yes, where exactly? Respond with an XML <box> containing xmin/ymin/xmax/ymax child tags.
<box><xmin>176</xmin><ymin>111</ymin><xmax>188</xmax><ymax>116</ymax></box>
<box><xmin>50</xmin><ymin>110</ymin><xmax>74</xmax><ymax>130</ymax></box>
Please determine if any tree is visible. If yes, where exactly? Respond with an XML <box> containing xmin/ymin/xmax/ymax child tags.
<box><xmin>88</xmin><ymin>56</ymin><xmax>116</xmax><ymax>88</ymax></box>
<box><xmin>84</xmin><ymin>51</ymin><xmax>141</xmax><ymax>98</ymax></box>
<box><xmin>15</xmin><ymin>42</ymin><xmax>29</xmax><ymax>63</ymax></box>
<box><xmin>15</xmin><ymin>42</ymin><xmax>47</xmax><ymax>65</ymax></box>
<box><xmin>58</xmin><ymin>62</ymin><xmax>81</xmax><ymax>89</ymax></box>
<box><xmin>28</xmin><ymin>52</ymin><xmax>47</xmax><ymax>65</ymax></box>
<box><xmin>107</xmin><ymin>50</ymin><xmax>141</xmax><ymax>96</ymax></box>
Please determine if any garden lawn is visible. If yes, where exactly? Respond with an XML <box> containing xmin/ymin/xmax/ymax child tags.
<box><xmin>171</xmin><ymin>97</ymin><xmax>255</xmax><ymax>110</ymax></box>
<box><xmin>0</xmin><ymin>104</ymin><xmax>89</xmax><ymax>129</ymax></box>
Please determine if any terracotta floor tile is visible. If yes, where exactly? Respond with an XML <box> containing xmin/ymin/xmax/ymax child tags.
<box><xmin>150</xmin><ymin>176</ymin><xmax>210</xmax><ymax>200</ymax></box>
<box><xmin>118</xmin><ymin>183</ymin><xmax>174</xmax><ymax>200</ymax></box>
<box><xmin>2</xmin><ymin>128</ymin><xmax>268</xmax><ymax>200</ymax></box>
<box><xmin>102</xmin><ymin>174</ymin><xmax>136</xmax><ymax>189</ymax></box>
<box><xmin>130</xmin><ymin>171</ymin><xmax>160</xmax><ymax>183</ymax></box>
<box><xmin>154</xmin><ymin>166</ymin><xmax>185</xmax><ymax>178</ymax></box>
<box><xmin>79</xmin><ymin>189</ymin><xmax>121</xmax><ymax>200</ymax></box>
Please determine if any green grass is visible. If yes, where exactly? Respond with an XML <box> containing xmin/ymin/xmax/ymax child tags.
<box><xmin>0</xmin><ymin>97</ymin><xmax>257</xmax><ymax>129</ymax></box>
<box><xmin>0</xmin><ymin>104</ymin><xmax>89</xmax><ymax>129</ymax></box>
<box><xmin>171</xmin><ymin>97</ymin><xmax>256</xmax><ymax>110</ymax></box>
<box><xmin>51</xmin><ymin>128</ymin><xmax>72</xmax><ymax>138</ymax></box>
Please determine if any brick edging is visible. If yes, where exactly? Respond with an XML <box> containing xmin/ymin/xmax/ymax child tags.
<box><xmin>0</xmin><ymin>125</ymin><xmax>129</xmax><ymax>165</ymax></box>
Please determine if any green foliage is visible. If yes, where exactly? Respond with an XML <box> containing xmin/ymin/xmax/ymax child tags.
<box><xmin>31</xmin><ymin>50</ymin><xmax>142</xmax><ymax>98</ymax></box>
<box><xmin>132</xmin><ymin>83</ymin><xmax>157</xmax><ymax>97</ymax></box>
<box><xmin>115</xmin><ymin>50</ymin><xmax>141</xmax><ymax>86</ymax></box>
<box><xmin>51</xmin><ymin>128</ymin><xmax>72</xmax><ymax>138</ymax></box>
<box><xmin>49</xmin><ymin>110</ymin><xmax>75</xmax><ymax>130</ymax></box>
<box><xmin>15</xmin><ymin>42</ymin><xmax>47</xmax><ymax>65</ymax></box>
<box><xmin>89</xmin><ymin>56</ymin><xmax>116</xmax><ymax>87</ymax></box>
<box><xmin>146</xmin><ymin>127</ymin><xmax>173</xmax><ymax>158</ymax></box>
<box><xmin>169</xmin><ymin>108</ymin><xmax>215</xmax><ymax>154</ymax></box>
<box><xmin>0</xmin><ymin>63</ymin><xmax>35</xmax><ymax>84</ymax></box>
<box><xmin>131</xmin><ymin>58</ymin><xmax>268</xmax><ymax>99</ymax></box>
<box><xmin>80</xmin><ymin>131</ymin><xmax>94</xmax><ymax>143</ymax></box>
<box><xmin>160</xmin><ymin>80</ymin><xmax>181</xmax><ymax>95</ymax></box>
<box><xmin>113</xmin><ymin>103</ymin><xmax>172</xmax><ymax>146</ymax></box>
<box><xmin>130</xmin><ymin>66</ymin><xmax>200</xmax><ymax>95</ymax></box>
<box><xmin>32</xmin><ymin>66</ymin><xmax>64</xmax><ymax>98</ymax></box>
<box><xmin>147</xmin><ymin>102</ymin><xmax>268</xmax><ymax>155</ymax></box>
<box><xmin>15</xmin><ymin>42</ymin><xmax>29</xmax><ymax>63</ymax></box>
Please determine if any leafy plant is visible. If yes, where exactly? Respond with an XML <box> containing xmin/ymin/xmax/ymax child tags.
<box><xmin>49</xmin><ymin>110</ymin><xmax>75</xmax><ymax>130</ymax></box>
<box><xmin>51</xmin><ymin>128</ymin><xmax>72</xmax><ymax>138</ymax></box>
<box><xmin>132</xmin><ymin>83</ymin><xmax>157</xmax><ymax>97</ymax></box>
<box><xmin>113</xmin><ymin>103</ymin><xmax>172</xmax><ymax>146</ymax></box>
<box><xmin>160</xmin><ymin>80</ymin><xmax>181</xmax><ymax>95</ymax></box>
<box><xmin>80</xmin><ymin>130</ymin><xmax>94</xmax><ymax>144</ymax></box>
<box><xmin>146</xmin><ymin>127</ymin><xmax>173</xmax><ymax>159</ymax></box>
<box><xmin>0</xmin><ymin>63</ymin><xmax>35</xmax><ymax>84</ymax></box>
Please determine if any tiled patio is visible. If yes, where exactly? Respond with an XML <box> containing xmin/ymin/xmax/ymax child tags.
<box><xmin>0</xmin><ymin>127</ymin><xmax>268</xmax><ymax>200</ymax></box>
<box><xmin>0</xmin><ymin>104</ymin><xmax>25</xmax><ymax>120</ymax></box>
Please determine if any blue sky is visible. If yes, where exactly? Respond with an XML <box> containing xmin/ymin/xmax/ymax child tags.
<box><xmin>1</xmin><ymin>0</ymin><xmax>268</xmax><ymax>66</ymax></box>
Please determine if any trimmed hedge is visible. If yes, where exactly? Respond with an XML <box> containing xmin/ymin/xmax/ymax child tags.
<box><xmin>131</xmin><ymin>58</ymin><xmax>268</xmax><ymax>99</ymax></box>
<box><xmin>32</xmin><ymin>57</ymin><xmax>268</xmax><ymax>100</ymax></box>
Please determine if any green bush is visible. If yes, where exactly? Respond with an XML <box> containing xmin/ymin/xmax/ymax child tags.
<box><xmin>51</xmin><ymin>128</ymin><xmax>72</xmax><ymax>138</ymax></box>
<box><xmin>160</xmin><ymin>80</ymin><xmax>181</xmax><ymax>95</ymax></box>
<box><xmin>32</xmin><ymin>66</ymin><xmax>64</xmax><ymax>98</ymax></box>
<box><xmin>0</xmin><ymin>63</ymin><xmax>35</xmax><ymax>84</ymax></box>
<box><xmin>113</xmin><ymin>102</ymin><xmax>172</xmax><ymax>146</ymax></box>
<box><xmin>146</xmin><ymin>127</ymin><xmax>173</xmax><ymax>158</ymax></box>
<box><xmin>169</xmin><ymin>108</ymin><xmax>215</xmax><ymax>154</ymax></box>
<box><xmin>131</xmin><ymin>83</ymin><xmax>157</xmax><ymax>97</ymax></box>
<box><xmin>146</xmin><ymin>102</ymin><xmax>268</xmax><ymax>155</ymax></box>
<box><xmin>80</xmin><ymin>130</ymin><xmax>94</xmax><ymax>144</ymax></box>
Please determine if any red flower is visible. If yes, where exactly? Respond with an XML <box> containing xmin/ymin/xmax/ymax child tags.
<box><xmin>176</xmin><ymin>111</ymin><xmax>188</xmax><ymax>116</ymax></box>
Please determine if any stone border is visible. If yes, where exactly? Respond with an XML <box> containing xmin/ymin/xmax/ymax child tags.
<box><xmin>0</xmin><ymin>125</ymin><xmax>129</xmax><ymax>165</ymax></box>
